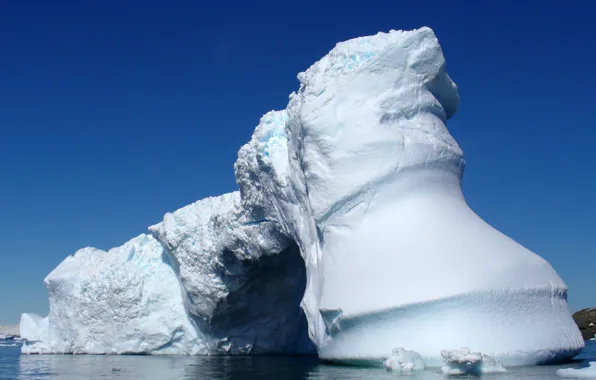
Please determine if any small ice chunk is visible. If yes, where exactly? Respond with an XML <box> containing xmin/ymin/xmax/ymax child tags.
<box><xmin>384</xmin><ymin>347</ymin><xmax>425</xmax><ymax>372</ymax></box>
<box><xmin>556</xmin><ymin>362</ymin><xmax>596</xmax><ymax>378</ymax></box>
<box><xmin>440</xmin><ymin>347</ymin><xmax>506</xmax><ymax>375</ymax></box>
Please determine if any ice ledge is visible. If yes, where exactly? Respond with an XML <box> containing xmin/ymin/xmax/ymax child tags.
<box><xmin>317</xmin><ymin>287</ymin><xmax>584</xmax><ymax>366</ymax></box>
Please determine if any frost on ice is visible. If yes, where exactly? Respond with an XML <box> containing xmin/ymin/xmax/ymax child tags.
<box><xmin>21</xmin><ymin>27</ymin><xmax>583</xmax><ymax>364</ymax></box>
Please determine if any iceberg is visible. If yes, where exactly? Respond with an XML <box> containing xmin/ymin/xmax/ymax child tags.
<box><xmin>21</xmin><ymin>27</ymin><xmax>583</xmax><ymax>364</ymax></box>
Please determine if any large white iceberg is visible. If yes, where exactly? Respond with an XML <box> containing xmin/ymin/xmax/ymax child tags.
<box><xmin>21</xmin><ymin>27</ymin><xmax>583</xmax><ymax>364</ymax></box>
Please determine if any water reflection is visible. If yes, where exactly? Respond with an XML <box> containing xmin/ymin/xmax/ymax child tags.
<box><xmin>19</xmin><ymin>354</ymin><xmax>321</xmax><ymax>380</ymax></box>
<box><xmin>183</xmin><ymin>356</ymin><xmax>320</xmax><ymax>380</ymax></box>
<box><xmin>15</xmin><ymin>340</ymin><xmax>596</xmax><ymax>380</ymax></box>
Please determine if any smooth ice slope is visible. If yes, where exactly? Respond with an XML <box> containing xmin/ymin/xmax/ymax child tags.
<box><xmin>22</xmin><ymin>27</ymin><xmax>583</xmax><ymax>363</ymax></box>
<box><xmin>21</xmin><ymin>235</ymin><xmax>206</xmax><ymax>355</ymax></box>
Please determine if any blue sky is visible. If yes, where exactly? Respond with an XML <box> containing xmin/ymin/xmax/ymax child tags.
<box><xmin>1</xmin><ymin>0</ymin><xmax>594</xmax><ymax>324</ymax></box>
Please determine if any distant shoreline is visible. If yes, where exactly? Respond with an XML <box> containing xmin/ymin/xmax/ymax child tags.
<box><xmin>0</xmin><ymin>325</ymin><xmax>19</xmax><ymax>337</ymax></box>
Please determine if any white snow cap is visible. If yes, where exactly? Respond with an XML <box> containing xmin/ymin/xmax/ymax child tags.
<box><xmin>21</xmin><ymin>27</ymin><xmax>583</xmax><ymax>364</ymax></box>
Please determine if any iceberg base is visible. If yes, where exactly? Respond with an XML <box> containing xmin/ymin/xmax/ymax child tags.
<box><xmin>317</xmin><ymin>288</ymin><xmax>584</xmax><ymax>366</ymax></box>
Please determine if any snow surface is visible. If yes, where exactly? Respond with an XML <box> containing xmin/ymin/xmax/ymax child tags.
<box><xmin>21</xmin><ymin>27</ymin><xmax>583</xmax><ymax>363</ymax></box>
<box><xmin>440</xmin><ymin>348</ymin><xmax>506</xmax><ymax>375</ymax></box>
<box><xmin>385</xmin><ymin>348</ymin><xmax>425</xmax><ymax>372</ymax></box>
<box><xmin>556</xmin><ymin>362</ymin><xmax>596</xmax><ymax>378</ymax></box>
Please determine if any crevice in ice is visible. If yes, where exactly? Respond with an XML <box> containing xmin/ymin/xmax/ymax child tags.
<box><xmin>241</xmin><ymin>219</ymin><xmax>272</xmax><ymax>226</ymax></box>
<box><xmin>320</xmin><ymin>309</ymin><xmax>342</xmax><ymax>335</ymax></box>
<box><xmin>153</xmin><ymin>327</ymin><xmax>186</xmax><ymax>354</ymax></box>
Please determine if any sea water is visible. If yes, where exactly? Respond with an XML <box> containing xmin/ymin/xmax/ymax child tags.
<box><xmin>1</xmin><ymin>340</ymin><xmax>594</xmax><ymax>379</ymax></box>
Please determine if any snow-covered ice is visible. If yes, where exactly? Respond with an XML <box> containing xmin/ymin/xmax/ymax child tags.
<box><xmin>556</xmin><ymin>362</ymin><xmax>596</xmax><ymax>378</ymax></box>
<box><xmin>21</xmin><ymin>27</ymin><xmax>583</xmax><ymax>364</ymax></box>
<box><xmin>385</xmin><ymin>348</ymin><xmax>425</xmax><ymax>372</ymax></box>
<box><xmin>440</xmin><ymin>348</ymin><xmax>506</xmax><ymax>375</ymax></box>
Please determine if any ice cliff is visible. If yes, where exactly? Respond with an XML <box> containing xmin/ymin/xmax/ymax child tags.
<box><xmin>21</xmin><ymin>235</ymin><xmax>204</xmax><ymax>355</ymax></box>
<box><xmin>21</xmin><ymin>27</ymin><xmax>584</xmax><ymax>365</ymax></box>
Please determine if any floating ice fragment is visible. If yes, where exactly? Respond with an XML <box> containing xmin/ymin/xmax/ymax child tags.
<box><xmin>556</xmin><ymin>362</ymin><xmax>596</xmax><ymax>378</ymax></box>
<box><xmin>440</xmin><ymin>347</ymin><xmax>506</xmax><ymax>375</ymax></box>
<box><xmin>384</xmin><ymin>347</ymin><xmax>425</xmax><ymax>372</ymax></box>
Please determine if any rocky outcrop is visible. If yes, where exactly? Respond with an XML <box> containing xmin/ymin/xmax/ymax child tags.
<box><xmin>572</xmin><ymin>309</ymin><xmax>596</xmax><ymax>339</ymax></box>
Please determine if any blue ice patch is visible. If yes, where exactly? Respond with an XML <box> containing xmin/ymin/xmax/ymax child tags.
<box><xmin>343</xmin><ymin>51</ymin><xmax>375</xmax><ymax>71</ymax></box>
<box><xmin>258</xmin><ymin>113</ymin><xmax>288</xmax><ymax>158</ymax></box>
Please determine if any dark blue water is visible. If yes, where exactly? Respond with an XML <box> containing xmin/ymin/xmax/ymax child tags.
<box><xmin>1</xmin><ymin>340</ymin><xmax>595</xmax><ymax>380</ymax></box>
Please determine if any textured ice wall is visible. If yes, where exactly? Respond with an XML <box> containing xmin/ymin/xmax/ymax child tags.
<box><xmin>21</xmin><ymin>193</ymin><xmax>314</xmax><ymax>355</ymax></box>
<box><xmin>149</xmin><ymin>192</ymin><xmax>314</xmax><ymax>355</ymax></box>
<box><xmin>20</xmin><ymin>235</ymin><xmax>205</xmax><ymax>354</ymax></box>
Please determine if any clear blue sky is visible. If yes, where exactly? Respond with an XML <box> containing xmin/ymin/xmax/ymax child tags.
<box><xmin>1</xmin><ymin>0</ymin><xmax>594</xmax><ymax>324</ymax></box>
